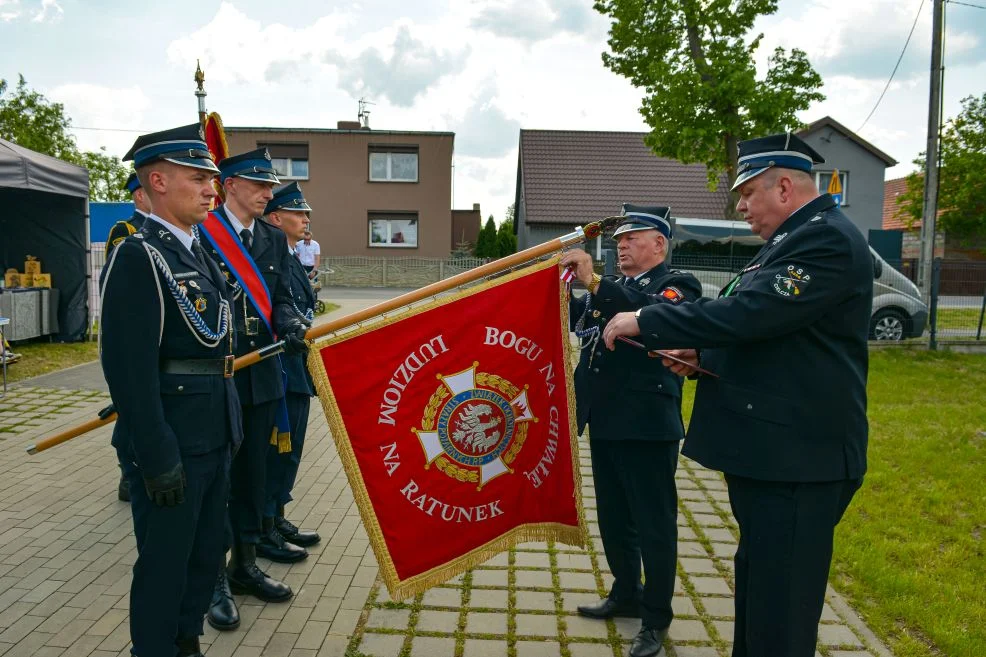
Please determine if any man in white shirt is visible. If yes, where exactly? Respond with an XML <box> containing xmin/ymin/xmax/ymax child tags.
<box><xmin>295</xmin><ymin>231</ymin><xmax>320</xmax><ymax>278</ymax></box>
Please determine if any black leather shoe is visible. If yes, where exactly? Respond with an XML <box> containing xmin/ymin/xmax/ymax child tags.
<box><xmin>207</xmin><ymin>569</ymin><xmax>240</xmax><ymax>631</ymax></box>
<box><xmin>228</xmin><ymin>543</ymin><xmax>293</xmax><ymax>602</ymax></box>
<box><xmin>257</xmin><ymin>517</ymin><xmax>308</xmax><ymax>563</ymax></box>
<box><xmin>577</xmin><ymin>597</ymin><xmax>641</xmax><ymax>619</ymax></box>
<box><xmin>117</xmin><ymin>474</ymin><xmax>130</xmax><ymax>502</ymax></box>
<box><xmin>176</xmin><ymin>636</ymin><xmax>204</xmax><ymax>657</ymax></box>
<box><xmin>628</xmin><ymin>625</ymin><xmax>668</xmax><ymax>657</ymax></box>
<box><xmin>275</xmin><ymin>506</ymin><xmax>320</xmax><ymax>547</ymax></box>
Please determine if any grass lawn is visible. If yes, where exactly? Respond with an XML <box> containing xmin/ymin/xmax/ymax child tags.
<box><xmin>935</xmin><ymin>306</ymin><xmax>985</xmax><ymax>332</ymax></box>
<box><xmin>682</xmin><ymin>350</ymin><xmax>986</xmax><ymax>657</ymax></box>
<box><xmin>2</xmin><ymin>340</ymin><xmax>99</xmax><ymax>384</ymax></box>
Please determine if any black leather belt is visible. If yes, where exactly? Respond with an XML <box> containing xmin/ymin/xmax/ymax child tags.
<box><xmin>161</xmin><ymin>356</ymin><xmax>234</xmax><ymax>378</ymax></box>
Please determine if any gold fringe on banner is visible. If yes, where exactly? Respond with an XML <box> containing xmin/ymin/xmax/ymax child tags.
<box><xmin>307</xmin><ymin>256</ymin><xmax>589</xmax><ymax>599</ymax></box>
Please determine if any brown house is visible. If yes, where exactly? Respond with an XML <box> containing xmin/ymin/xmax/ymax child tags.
<box><xmin>225</xmin><ymin>124</ymin><xmax>469</xmax><ymax>257</ymax></box>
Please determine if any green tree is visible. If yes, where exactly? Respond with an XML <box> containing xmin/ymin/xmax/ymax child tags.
<box><xmin>593</xmin><ymin>0</ymin><xmax>824</xmax><ymax>202</ymax></box>
<box><xmin>81</xmin><ymin>148</ymin><xmax>130</xmax><ymax>202</ymax></box>
<box><xmin>898</xmin><ymin>93</ymin><xmax>986</xmax><ymax>240</ymax></box>
<box><xmin>496</xmin><ymin>218</ymin><xmax>517</xmax><ymax>257</ymax></box>
<box><xmin>0</xmin><ymin>75</ymin><xmax>130</xmax><ymax>201</ymax></box>
<box><xmin>474</xmin><ymin>215</ymin><xmax>498</xmax><ymax>258</ymax></box>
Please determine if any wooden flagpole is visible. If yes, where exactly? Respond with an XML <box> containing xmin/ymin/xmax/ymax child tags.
<box><xmin>26</xmin><ymin>218</ymin><xmax>619</xmax><ymax>455</ymax></box>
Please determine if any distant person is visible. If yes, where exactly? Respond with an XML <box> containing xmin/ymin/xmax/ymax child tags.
<box><xmin>295</xmin><ymin>230</ymin><xmax>320</xmax><ymax>278</ymax></box>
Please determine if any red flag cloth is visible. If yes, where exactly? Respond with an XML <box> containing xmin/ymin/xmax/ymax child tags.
<box><xmin>309</xmin><ymin>259</ymin><xmax>586</xmax><ymax>599</ymax></box>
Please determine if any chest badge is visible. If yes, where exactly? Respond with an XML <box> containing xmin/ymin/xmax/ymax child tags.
<box><xmin>195</xmin><ymin>297</ymin><xmax>208</xmax><ymax>312</ymax></box>
<box><xmin>188</xmin><ymin>280</ymin><xmax>201</xmax><ymax>290</ymax></box>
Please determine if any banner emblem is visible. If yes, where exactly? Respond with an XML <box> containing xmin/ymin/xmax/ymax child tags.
<box><xmin>417</xmin><ymin>364</ymin><xmax>536</xmax><ymax>488</ymax></box>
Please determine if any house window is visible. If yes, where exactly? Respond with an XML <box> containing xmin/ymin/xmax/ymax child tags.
<box><xmin>369</xmin><ymin>213</ymin><xmax>418</xmax><ymax>248</ymax></box>
<box><xmin>815</xmin><ymin>170</ymin><xmax>848</xmax><ymax>206</ymax></box>
<box><xmin>271</xmin><ymin>157</ymin><xmax>309</xmax><ymax>180</ymax></box>
<box><xmin>258</xmin><ymin>142</ymin><xmax>309</xmax><ymax>180</ymax></box>
<box><xmin>369</xmin><ymin>147</ymin><xmax>419</xmax><ymax>182</ymax></box>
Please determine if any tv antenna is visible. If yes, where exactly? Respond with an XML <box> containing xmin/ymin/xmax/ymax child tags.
<box><xmin>358</xmin><ymin>98</ymin><xmax>375</xmax><ymax>129</ymax></box>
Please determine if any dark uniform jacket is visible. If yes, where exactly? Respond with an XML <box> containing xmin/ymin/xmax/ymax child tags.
<box><xmin>104</xmin><ymin>210</ymin><xmax>148</xmax><ymax>265</ymax></box>
<box><xmin>636</xmin><ymin>195</ymin><xmax>872</xmax><ymax>482</ymax></box>
<box><xmin>283</xmin><ymin>249</ymin><xmax>316</xmax><ymax>397</ymax></box>
<box><xmin>101</xmin><ymin>220</ymin><xmax>242</xmax><ymax>478</ymax></box>
<box><xmin>207</xmin><ymin>205</ymin><xmax>295</xmax><ymax>407</ymax></box>
<box><xmin>571</xmin><ymin>262</ymin><xmax>702</xmax><ymax>442</ymax></box>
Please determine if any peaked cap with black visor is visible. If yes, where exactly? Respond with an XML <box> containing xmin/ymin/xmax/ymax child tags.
<box><xmin>265</xmin><ymin>181</ymin><xmax>312</xmax><ymax>216</ymax></box>
<box><xmin>123</xmin><ymin>123</ymin><xmax>220</xmax><ymax>174</ymax></box>
<box><xmin>731</xmin><ymin>132</ymin><xmax>825</xmax><ymax>191</ymax></box>
<box><xmin>613</xmin><ymin>203</ymin><xmax>673</xmax><ymax>241</ymax></box>
<box><xmin>219</xmin><ymin>147</ymin><xmax>281</xmax><ymax>184</ymax></box>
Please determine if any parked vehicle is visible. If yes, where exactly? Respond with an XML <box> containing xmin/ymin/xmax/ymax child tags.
<box><xmin>664</xmin><ymin>218</ymin><xmax>927</xmax><ymax>341</ymax></box>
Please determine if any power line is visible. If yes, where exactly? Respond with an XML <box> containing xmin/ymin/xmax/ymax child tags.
<box><xmin>856</xmin><ymin>0</ymin><xmax>927</xmax><ymax>133</ymax></box>
<box><xmin>70</xmin><ymin>126</ymin><xmax>149</xmax><ymax>133</ymax></box>
<box><xmin>947</xmin><ymin>0</ymin><xmax>986</xmax><ymax>9</ymax></box>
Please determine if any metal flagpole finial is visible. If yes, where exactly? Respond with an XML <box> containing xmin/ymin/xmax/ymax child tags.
<box><xmin>195</xmin><ymin>60</ymin><xmax>207</xmax><ymax>122</ymax></box>
<box><xmin>583</xmin><ymin>215</ymin><xmax>623</xmax><ymax>241</ymax></box>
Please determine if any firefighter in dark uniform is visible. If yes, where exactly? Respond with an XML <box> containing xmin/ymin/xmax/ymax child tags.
<box><xmin>602</xmin><ymin>133</ymin><xmax>873</xmax><ymax>657</ymax></box>
<box><xmin>104</xmin><ymin>171</ymin><xmax>153</xmax><ymax>504</ymax></box>
<box><xmin>261</xmin><ymin>182</ymin><xmax>321</xmax><ymax>550</ymax></box>
<box><xmin>205</xmin><ymin>148</ymin><xmax>309</xmax><ymax>632</ymax></box>
<box><xmin>101</xmin><ymin>124</ymin><xmax>241</xmax><ymax>657</ymax></box>
<box><xmin>560</xmin><ymin>206</ymin><xmax>702</xmax><ymax>657</ymax></box>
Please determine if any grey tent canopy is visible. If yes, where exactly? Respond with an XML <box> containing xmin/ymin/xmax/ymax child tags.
<box><xmin>0</xmin><ymin>137</ymin><xmax>90</xmax><ymax>341</ymax></box>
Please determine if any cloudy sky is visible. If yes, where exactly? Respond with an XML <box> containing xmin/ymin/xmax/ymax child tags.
<box><xmin>2</xmin><ymin>0</ymin><xmax>984</xmax><ymax>223</ymax></box>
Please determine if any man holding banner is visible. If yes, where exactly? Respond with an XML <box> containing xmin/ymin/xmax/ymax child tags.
<box><xmin>602</xmin><ymin>133</ymin><xmax>871</xmax><ymax>657</ymax></box>
<box><xmin>201</xmin><ymin>148</ymin><xmax>309</xmax><ymax>631</ymax></box>
<box><xmin>561</xmin><ymin>206</ymin><xmax>701</xmax><ymax>657</ymax></box>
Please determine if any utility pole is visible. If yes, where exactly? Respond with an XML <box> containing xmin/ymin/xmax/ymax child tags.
<box><xmin>918</xmin><ymin>0</ymin><xmax>944</xmax><ymax>301</ymax></box>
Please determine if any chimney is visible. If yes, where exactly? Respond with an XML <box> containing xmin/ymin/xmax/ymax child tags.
<box><xmin>337</xmin><ymin>120</ymin><xmax>362</xmax><ymax>130</ymax></box>
<box><xmin>472</xmin><ymin>203</ymin><xmax>480</xmax><ymax>213</ymax></box>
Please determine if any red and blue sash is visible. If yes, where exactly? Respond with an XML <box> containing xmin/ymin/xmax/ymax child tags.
<box><xmin>200</xmin><ymin>211</ymin><xmax>274</xmax><ymax>334</ymax></box>
<box><xmin>199</xmin><ymin>210</ymin><xmax>292</xmax><ymax>452</ymax></box>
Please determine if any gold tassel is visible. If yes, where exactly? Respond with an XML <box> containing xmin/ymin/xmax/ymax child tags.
<box><xmin>277</xmin><ymin>432</ymin><xmax>292</xmax><ymax>454</ymax></box>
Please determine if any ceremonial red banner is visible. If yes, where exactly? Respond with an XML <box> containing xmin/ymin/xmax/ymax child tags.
<box><xmin>309</xmin><ymin>259</ymin><xmax>586</xmax><ymax>599</ymax></box>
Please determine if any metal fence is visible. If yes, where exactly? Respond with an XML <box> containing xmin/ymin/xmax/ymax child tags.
<box><xmin>319</xmin><ymin>256</ymin><xmax>491</xmax><ymax>288</ymax></box>
<box><xmin>84</xmin><ymin>246</ymin><xmax>986</xmax><ymax>346</ymax></box>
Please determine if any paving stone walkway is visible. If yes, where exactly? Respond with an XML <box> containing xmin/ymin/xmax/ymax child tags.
<box><xmin>0</xmin><ymin>381</ymin><xmax>893</xmax><ymax>657</ymax></box>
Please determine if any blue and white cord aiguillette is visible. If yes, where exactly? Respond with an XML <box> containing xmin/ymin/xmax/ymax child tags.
<box><xmin>145</xmin><ymin>244</ymin><xmax>230</xmax><ymax>347</ymax></box>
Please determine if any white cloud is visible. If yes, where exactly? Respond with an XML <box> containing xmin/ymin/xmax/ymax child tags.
<box><xmin>49</xmin><ymin>84</ymin><xmax>151</xmax><ymax>155</ymax></box>
<box><xmin>448</xmin><ymin>81</ymin><xmax>521</xmax><ymax>158</ymax></box>
<box><xmin>31</xmin><ymin>0</ymin><xmax>60</xmax><ymax>22</ymax></box>
<box><xmin>327</xmin><ymin>24</ymin><xmax>469</xmax><ymax>107</ymax></box>
<box><xmin>0</xmin><ymin>0</ymin><xmax>21</xmax><ymax>22</ymax></box>
<box><xmin>471</xmin><ymin>0</ymin><xmax>600</xmax><ymax>44</ymax></box>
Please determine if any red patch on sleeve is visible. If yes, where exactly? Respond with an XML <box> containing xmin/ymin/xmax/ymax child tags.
<box><xmin>660</xmin><ymin>287</ymin><xmax>683</xmax><ymax>304</ymax></box>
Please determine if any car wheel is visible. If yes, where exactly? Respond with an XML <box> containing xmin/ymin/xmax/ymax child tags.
<box><xmin>315</xmin><ymin>300</ymin><xmax>326</xmax><ymax>315</ymax></box>
<box><xmin>870</xmin><ymin>309</ymin><xmax>907</xmax><ymax>341</ymax></box>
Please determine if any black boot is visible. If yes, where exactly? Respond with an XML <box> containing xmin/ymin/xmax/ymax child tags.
<box><xmin>207</xmin><ymin>569</ymin><xmax>239</xmax><ymax>631</ymax></box>
<box><xmin>628</xmin><ymin>625</ymin><xmax>669</xmax><ymax>657</ymax></box>
<box><xmin>275</xmin><ymin>505</ymin><xmax>320</xmax><ymax>547</ymax></box>
<box><xmin>117</xmin><ymin>471</ymin><xmax>130</xmax><ymax>502</ymax></box>
<box><xmin>257</xmin><ymin>517</ymin><xmax>308</xmax><ymax>563</ymax></box>
<box><xmin>176</xmin><ymin>636</ymin><xmax>204</xmax><ymax>657</ymax></box>
<box><xmin>228</xmin><ymin>542</ymin><xmax>293</xmax><ymax>602</ymax></box>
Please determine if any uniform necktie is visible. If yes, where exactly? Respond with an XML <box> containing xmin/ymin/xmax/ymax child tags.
<box><xmin>191</xmin><ymin>239</ymin><xmax>210</xmax><ymax>271</ymax></box>
<box><xmin>294</xmin><ymin>250</ymin><xmax>302</xmax><ymax>263</ymax></box>
<box><xmin>240</xmin><ymin>228</ymin><xmax>253</xmax><ymax>253</ymax></box>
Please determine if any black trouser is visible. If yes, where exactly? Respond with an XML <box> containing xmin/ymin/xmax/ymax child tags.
<box><xmin>127</xmin><ymin>447</ymin><xmax>228</xmax><ymax>656</ymax></box>
<box><xmin>589</xmin><ymin>438</ymin><xmax>680</xmax><ymax>629</ymax></box>
<box><xmin>725</xmin><ymin>475</ymin><xmax>862</xmax><ymax>657</ymax></box>
<box><xmin>228</xmin><ymin>400</ymin><xmax>277</xmax><ymax>545</ymax></box>
<box><xmin>265</xmin><ymin>392</ymin><xmax>310</xmax><ymax>516</ymax></box>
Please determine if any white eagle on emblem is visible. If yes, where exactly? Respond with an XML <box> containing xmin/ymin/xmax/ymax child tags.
<box><xmin>452</xmin><ymin>403</ymin><xmax>503</xmax><ymax>454</ymax></box>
